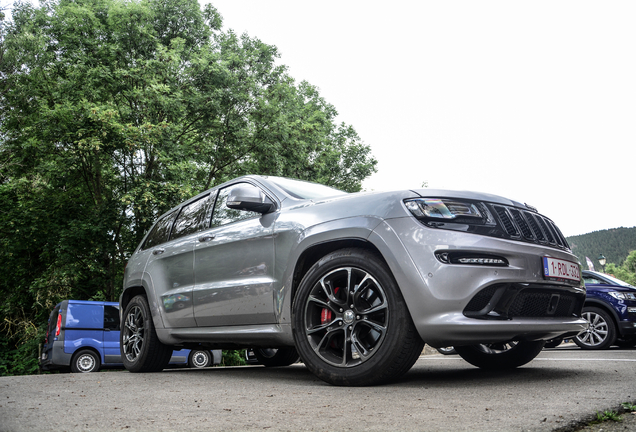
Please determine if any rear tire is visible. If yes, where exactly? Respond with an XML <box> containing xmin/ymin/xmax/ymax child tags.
<box><xmin>188</xmin><ymin>350</ymin><xmax>212</xmax><ymax>368</ymax></box>
<box><xmin>121</xmin><ymin>295</ymin><xmax>172</xmax><ymax>372</ymax></box>
<box><xmin>254</xmin><ymin>348</ymin><xmax>300</xmax><ymax>367</ymax></box>
<box><xmin>292</xmin><ymin>248</ymin><xmax>424</xmax><ymax>386</ymax></box>
<box><xmin>455</xmin><ymin>340</ymin><xmax>545</xmax><ymax>369</ymax></box>
<box><xmin>71</xmin><ymin>350</ymin><xmax>100</xmax><ymax>373</ymax></box>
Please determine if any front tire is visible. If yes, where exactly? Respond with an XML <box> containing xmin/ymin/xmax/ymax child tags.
<box><xmin>121</xmin><ymin>295</ymin><xmax>172</xmax><ymax>372</ymax></box>
<box><xmin>455</xmin><ymin>340</ymin><xmax>545</xmax><ymax>369</ymax></box>
<box><xmin>71</xmin><ymin>350</ymin><xmax>100</xmax><ymax>373</ymax></box>
<box><xmin>574</xmin><ymin>306</ymin><xmax>616</xmax><ymax>350</ymax></box>
<box><xmin>292</xmin><ymin>248</ymin><xmax>424</xmax><ymax>386</ymax></box>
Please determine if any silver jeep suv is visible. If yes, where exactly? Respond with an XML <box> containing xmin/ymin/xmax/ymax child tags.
<box><xmin>120</xmin><ymin>175</ymin><xmax>587</xmax><ymax>385</ymax></box>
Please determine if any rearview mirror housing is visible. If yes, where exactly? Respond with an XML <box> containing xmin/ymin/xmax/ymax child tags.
<box><xmin>226</xmin><ymin>186</ymin><xmax>275</xmax><ymax>214</ymax></box>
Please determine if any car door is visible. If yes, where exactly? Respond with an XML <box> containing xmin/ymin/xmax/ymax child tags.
<box><xmin>193</xmin><ymin>182</ymin><xmax>276</xmax><ymax>326</ymax></box>
<box><xmin>102</xmin><ymin>304</ymin><xmax>121</xmax><ymax>364</ymax></box>
<box><xmin>143</xmin><ymin>193</ymin><xmax>211</xmax><ymax>328</ymax></box>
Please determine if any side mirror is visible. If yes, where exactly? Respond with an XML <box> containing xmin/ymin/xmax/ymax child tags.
<box><xmin>226</xmin><ymin>185</ymin><xmax>275</xmax><ymax>214</ymax></box>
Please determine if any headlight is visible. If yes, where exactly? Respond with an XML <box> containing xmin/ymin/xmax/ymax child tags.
<box><xmin>609</xmin><ymin>291</ymin><xmax>636</xmax><ymax>301</ymax></box>
<box><xmin>405</xmin><ymin>198</ymin><xmax>496</xmax><ymax>227</ymax></box>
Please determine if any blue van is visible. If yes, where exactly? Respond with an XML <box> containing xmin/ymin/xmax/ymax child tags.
<box><xmin>40</xmin><ymin>300</ymin><xmax>221</xmax><ymax>372</ymax></box>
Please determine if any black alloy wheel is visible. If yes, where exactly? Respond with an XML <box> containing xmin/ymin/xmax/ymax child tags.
<box><xmin>292</xmin><ymin>248</ymin><xmax>424</xmax><ymax>386</ymax></box>
<box><xmin>121</xmin><ymin>295</ymin><xmax>172</xmax><ymax>372</ymax></box>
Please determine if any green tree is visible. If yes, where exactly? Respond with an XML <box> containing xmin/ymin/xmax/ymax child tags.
<box><xmin>0</xmin><ymin>0</ymin><xmax>376</xmax><ymax>375</ymax></box>
<box><xmin>605</xmin><ymin>250</ymin><xmax>636</xmax><ymax>286</ymax></box>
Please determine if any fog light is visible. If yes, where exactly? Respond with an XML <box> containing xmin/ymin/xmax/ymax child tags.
<box><xmin>436</xmin><ymin>252</ymin><xmax>509</xmax><ymax>267</ymax></box>
<box><xmin>458</xmin><ymin>257</ymin><xmax>507</xmax><ymax>265</ymax></box>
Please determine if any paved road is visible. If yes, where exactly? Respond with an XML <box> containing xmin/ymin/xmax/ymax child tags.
<box><xmin>1</xmin><ymin>345</ymin><xmax>634</xmax><ymax>432</ymax></box>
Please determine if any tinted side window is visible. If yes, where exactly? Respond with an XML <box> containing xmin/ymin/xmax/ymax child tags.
<box><xmin>104</xmin><ymin>305</ymin><xmax>120</xmax><ymax>330</ymax></box>
<box><xmin>210</xmin><ymin>183</ymin><xmax>260</xmax><ymax>228</ymax></box>
<box><xmin>584</xmin><ymin>277</ymin><xmax>603</xmax><ymax>285</ymax></box>
<box><xmin>66</xmin><ymin>303</ymin><xmax>103</xmax><ymax>329</ymax></box>
<box><xmin>143</xmin><ymin>210</ymin><xmax>178</xmax><ymax>249</ymax></box>
<box><xmin>171</xmin><ymin>194</ymin><xmax>210</xmax><ymax>241</ymax></box>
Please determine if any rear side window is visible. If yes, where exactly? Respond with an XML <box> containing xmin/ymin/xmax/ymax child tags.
<box><xmin>66</xmin><ymin>303</ymin><xmax>103</xmax><ymax>329</ymax></box>
<box><xmin>104</xmin><ymin>305</ymin><xmax>120</xmax><ymax>330</ymax></box>
<box><xmin>171</xmin><ymin>194</ymin><xmax>210</xmax><ymax>241</ymax></box>
<box><xmin>143</xmin><ymin>210</ymin><xmax>178</xmax><ymax>249</ymax></box>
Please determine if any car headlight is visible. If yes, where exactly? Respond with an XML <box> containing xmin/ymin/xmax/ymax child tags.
<box><xmin>405</xmin><ymin>198</ymin><xmax>496</xmax><ymax>227</ymax></box>
<box><xmin>609</xmin><ymin>291</ymin><xmax>636</xmax><ymax>301</ymax></box>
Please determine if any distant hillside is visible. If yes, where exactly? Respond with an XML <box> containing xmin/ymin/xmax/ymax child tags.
<box><xmin>567</xmin><ymin>227</ymin><xmax>636</xmax><ymax>270</ymax></box>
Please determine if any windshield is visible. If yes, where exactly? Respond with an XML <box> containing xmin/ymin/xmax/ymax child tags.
<box><xmin>267</xmin><ymin>177</ymin><xmax>347</xmax><ymax>200</ymax></box>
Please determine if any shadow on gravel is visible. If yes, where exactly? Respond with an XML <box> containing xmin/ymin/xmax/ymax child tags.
<box><xmin>398</xmin><ymin>365</ymin><xmax>597</xmax><ymax>388</ymax></box>
<box><xmin>161</xmin><ymin>360</ymin><xmax>600</xmax><ymax>389</ymax></box>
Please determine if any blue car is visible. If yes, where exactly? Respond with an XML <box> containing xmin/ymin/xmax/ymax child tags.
<box><xmin>40</xmin><ymin>300</ymin><xmax>221</xmax><ymax>372</ymax></box>
<box><xmin>574</xmin><ymin>271</ymin><xmax>636</xmax><ymax>350</ymax></box>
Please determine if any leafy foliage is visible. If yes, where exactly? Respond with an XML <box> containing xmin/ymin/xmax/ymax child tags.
<box><xmin>221</xmin><ymin>349</ymin><xmax>247</xmax><ymax>367</ymax></box>
<box><xmin>567</xmin><ymin>227</ymin><xmax>636</xmax><ymax>270</ymax></box>
<box><xmin>0</xmin><ymin>0</ymin><xmax>376</xmax><ymax>375</ymax></box>
<box><xmin>604</xmin><ymin>250</ymin><xmax>636</xmax><ymax>286</ymax></box>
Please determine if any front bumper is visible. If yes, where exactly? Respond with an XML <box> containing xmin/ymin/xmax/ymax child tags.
<box><xmin>374</xmin><ymin>217</ymin><xmax>587</xmax><ymax>347</ymax></box>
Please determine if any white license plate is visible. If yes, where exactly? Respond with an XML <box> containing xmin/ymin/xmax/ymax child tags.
<box><xmin>542</xmin><ymin>257</ymin><xmax>580</xmax><ymax>282</ymax></box>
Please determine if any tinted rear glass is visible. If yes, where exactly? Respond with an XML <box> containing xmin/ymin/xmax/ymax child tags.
<box><xmin>66</xmin><ymin>303</ymin><xmax>103</xmax><ymax>329</ymax></box>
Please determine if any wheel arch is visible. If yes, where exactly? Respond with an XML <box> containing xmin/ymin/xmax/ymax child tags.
<box><xmin>290</xmin><ymin>238</ymin><xmax>388</xmax><ymax>303</ymax></box>
<box><xmin>120</xmin><ymin>285</ymin><xmax>148</xmax><ymax>317</ymax></box>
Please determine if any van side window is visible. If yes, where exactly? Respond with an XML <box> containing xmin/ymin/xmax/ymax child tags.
<box><xmin>142</xmin><ymin>210</ymin><xmax>178</xmax><ymax>249</ymax></box>
<box><xmin>104</xmin><ymin>306</ymin><xmax>120</xmax><ymax>330</ymax></box>
<box><xmin>171</xmin><ymin>194</ymin><xmax>210</xmax><ymax>241</ymax></box>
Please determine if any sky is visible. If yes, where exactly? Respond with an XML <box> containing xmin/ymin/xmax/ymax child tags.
<box><xmin>207</xmin><ymin>1</ymin><xmax>635</xmax><ymax>237</ymax></box>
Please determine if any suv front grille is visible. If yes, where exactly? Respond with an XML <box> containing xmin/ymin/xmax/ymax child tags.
<box><xmin>490</xmin><ymin>205</ymin><xmax>569</xmax><ymax>250</ymax></box>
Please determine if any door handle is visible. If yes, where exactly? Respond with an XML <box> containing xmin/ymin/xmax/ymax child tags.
<box><xmin>152</xmin><ymin>249</ymin><xmax>165</xmax><ymax>255</ymax></box>
<box><xmin>198</xmin><ymin>235</ymin><xmax>215</xmax><ymax>242</ymax></box>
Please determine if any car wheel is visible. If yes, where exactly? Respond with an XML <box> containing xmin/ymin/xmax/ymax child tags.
<box><xmin>188</xmin><ymin>350</ymin><xmax>212</xmax><ymax>368</ymax></box>
<box><xmin>121</xmin><ymin>295</ymin><xmax>172</xmax><ymax>372</ymax></box>
<box><xmin>253</xmin><ymin>348</ymin><xmax>300</xmax><ymax>367</ymax></box>
<box><xmin>71</xmin><ymin>350</ymin><xmax>101</xmax><ymax>373</ymax></box>
<box><xmin>454</xmin><ymin>340</ymin><xmax>544</xmax><ymax>369</ymax></box>
<box><xmin>436</xmin><ymin>347</ymin><xmax>457</xmax><ymax>355</ymax></box>
<box><xmin>543</xmin><ymin>337</ymin><xmax>563</xmax><ymax>348</ymax></box>
<box><xmin>292</xmin><ymin>248</ymin><xmax>424</xmax><ymax>386</ymax></box>
<box><xmin>574</xmin><ymin>306</ymin><xmax>617</xmax><ymax>350</ymax></box>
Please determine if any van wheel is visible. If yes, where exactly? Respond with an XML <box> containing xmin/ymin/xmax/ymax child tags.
<box><xmin>188</xmin><ymin>350</ymin><xmax>212</xmax><ymax>368</ymax></box>
<box><xmin>121</xmin><ymin>295</ymin><xmax>172</xmax><ymax>372</ymax></box>
<box><xmin>292</xmin><ymin>248</ymin><xmax>424</xmax><ymax>386</ymax></box>
<box><xmin>254</xmin><ymin>348</ymin><xmax>299</xmax><ymax>367</ymax></box>
<box><xmin>71</xmin><ymin>350</ymin><xmax>100</xmax><ymax>373</ymax></box>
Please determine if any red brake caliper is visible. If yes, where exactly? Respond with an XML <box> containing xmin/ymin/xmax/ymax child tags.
<box><xmin>320</xmin><ymin>287</ymin><xmax>339</xmax><ymax>324</ymax></box>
